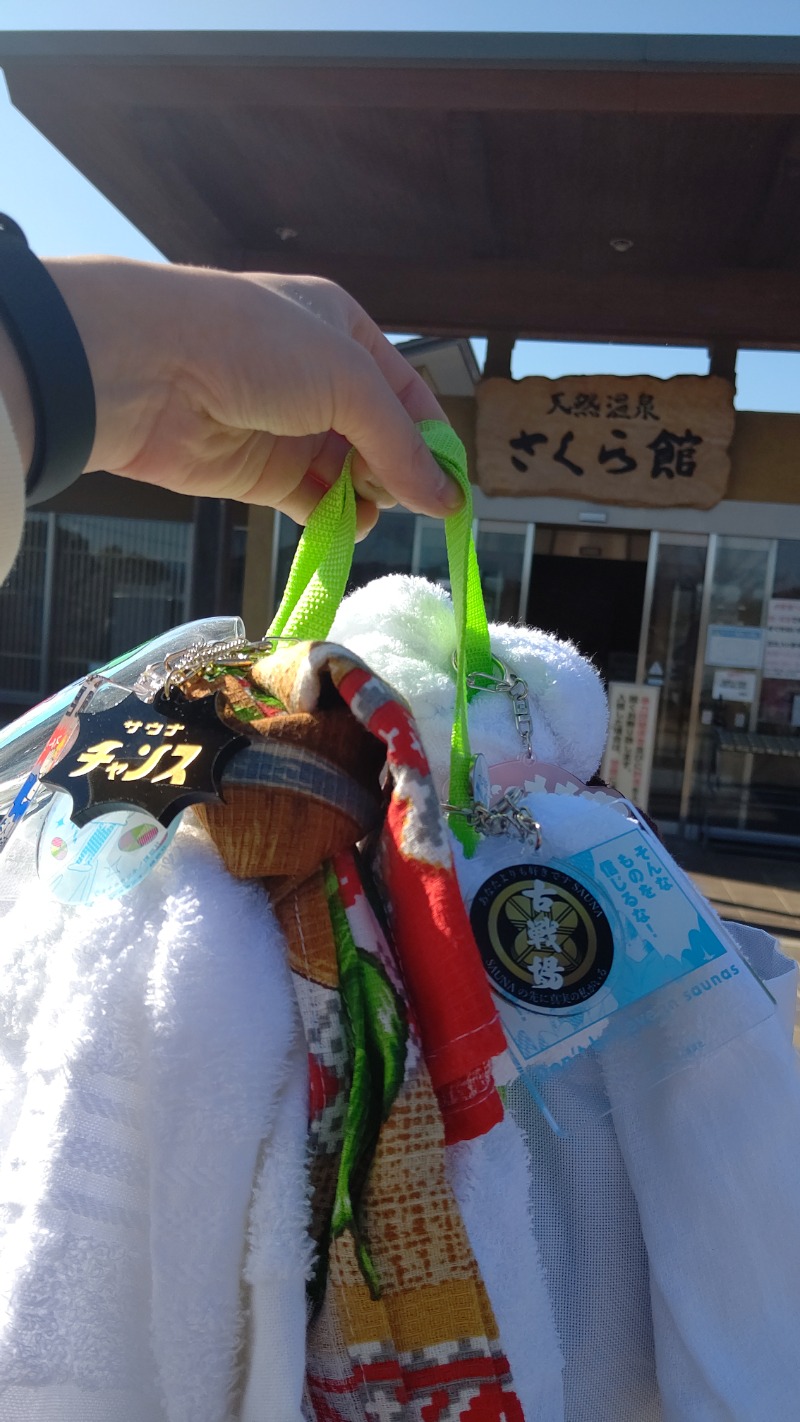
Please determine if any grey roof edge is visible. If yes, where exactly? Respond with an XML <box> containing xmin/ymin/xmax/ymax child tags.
<box><xmin>0</xmin><ymin>31</ymin><xmax>799</xmax><ymax>71</ymax></box>
<box><xmin>396</xmin><ymin>335</ymin><xmax>482</xmax><ymax>382</ymax></box>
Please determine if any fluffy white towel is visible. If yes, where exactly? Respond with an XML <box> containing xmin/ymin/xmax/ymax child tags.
<box><xmin>609</xmin><ymin>918</ymin><xmax>800</xmax><ymax>1422</ymax></box>
<box><xmin>0</xmin><ymin>812</ymin><xmax>303</xmax><ymax>1422</ymax></box>
<box><xmin>331</xmin><ymin>575</ymin><xmax>608</xmax><ymax>784</ymax></box>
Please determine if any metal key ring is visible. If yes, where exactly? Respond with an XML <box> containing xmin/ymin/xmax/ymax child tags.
<box><xmin>451</xmin><ymin>650</ymin><xmax>510</xmax><ymax>692</ymax></box>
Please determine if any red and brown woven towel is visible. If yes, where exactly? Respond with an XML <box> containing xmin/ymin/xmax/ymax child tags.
<box><xmin>190</xmin><ymin>640</ymin><xmax>525</xmax><ymax>1420</ymax></box>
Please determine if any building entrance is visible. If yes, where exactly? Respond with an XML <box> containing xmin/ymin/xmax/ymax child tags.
<box><xmin>526</xmin><ymin>526</ymin><xmax>649</xmax><ymax>686</ymax></box>
<box><xmin>272</xmin><ymin>509</ymin><xmax>800</xmax><ymax>841</ymax></box>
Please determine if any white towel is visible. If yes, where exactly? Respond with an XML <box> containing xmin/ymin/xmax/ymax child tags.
<box><xmin>0</xmin><ymin>813</ymin><xmax>303</xmax><ymax>1422</ymax></box>
<box><xmin>609</xmin><ymin>919</ymin><xmax>800</xmax><ymax>1422</ymax></box>
<box><xmin>331</xmin><ymin>574</ymin><xmax>609</xmax><ymax>784</ymax></box>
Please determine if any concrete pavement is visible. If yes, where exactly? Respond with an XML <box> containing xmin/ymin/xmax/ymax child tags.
<box><xmin>666</xmin><ymin>835</ymin><xmax>800</xmax><ymax>1042</ymax></box>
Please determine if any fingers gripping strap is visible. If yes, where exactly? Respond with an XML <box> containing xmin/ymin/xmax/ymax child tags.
<box><xmin>267</xmin><ymin>421</ymin><xmax>492</xmax><ymax>855</ymax></box>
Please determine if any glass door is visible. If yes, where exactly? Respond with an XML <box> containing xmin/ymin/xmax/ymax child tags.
<box><xmin>475</xmin><ymin>520</ymin><xmax>533</xmax><ymax>623</ymax></box>
<box><xmin>687</xmin><ymin>535</ymin><xmax>773</xmax><ymax>832</ymax></box>
<box><xmin>640</xmin><ymin>533</ymin><xmax>709</xmax><ymax>824</ymax></box>
<box><xmin>688</xmin><ymin>535</ymin><xmax>800</xmax><ymax>839</ymax></box>
<box><xmin>409</xmin><ymin>516</ymin><xmax>534</xmax><ymax>624</ymax></box>
<box><xmin>412</xmin><ymin>517</ymin><xmax>449</xmax><ymax>587</ymax></box>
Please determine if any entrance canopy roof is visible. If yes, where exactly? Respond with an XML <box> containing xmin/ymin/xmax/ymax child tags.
<box><xmin>3</xmin><ymin>31</ymin><xmax>800</xmax><ymax>347</ymax></box>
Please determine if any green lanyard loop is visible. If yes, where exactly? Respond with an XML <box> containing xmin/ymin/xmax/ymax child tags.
<box><xmin>267</xmin><ymin>420</ymin><xmax>493</xmax><ymax>855</ymax></box>
<box><xmin>268</xmin><ymin>446</ymin><xmax>358</xmax><ymax>643</ymax></box>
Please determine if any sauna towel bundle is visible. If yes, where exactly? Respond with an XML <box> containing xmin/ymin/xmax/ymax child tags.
<box><xmin>0</xmin><ymin>625</ymin><xmax>559</xmax><ymax>1422</ymax></box>
<box><xmin>0</xmin><ymin>574</ymin><xmax>798</xmax><ymax>1421</ymax></box>
<box><xmin>332</xmin><ymin>575</ymin><xmax>800</xmax><ymax>1422</ymax></box>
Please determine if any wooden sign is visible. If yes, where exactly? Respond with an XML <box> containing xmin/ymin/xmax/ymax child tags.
<box><xmin>476</xmin><ymin>374</ymin><xmax>735</xmax><ymax>509</ymax></box>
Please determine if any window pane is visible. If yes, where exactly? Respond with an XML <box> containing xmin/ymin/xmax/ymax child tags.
<box><xmin>476</xmin><ymin>524</ymin><xmax>528</xmax><ymax>623</ymax></box>
<box><xmin>347</xmin><ymin>511</ymin><xmax>416</xmax><ymax>592</ymax></box>
<box><xmin>50</xmin><ymin>515</ymin><xmax>190</xmax><ymax>689</ymax></box>
<box><xmin>0</xmin><ymin>514</ymin><xmax>49</xmax><ymax>706</ymax></box>
<box><xmin>414</xmin><ymin>519</ymin><xmax>449</xmax><ymax>590</ymax></box>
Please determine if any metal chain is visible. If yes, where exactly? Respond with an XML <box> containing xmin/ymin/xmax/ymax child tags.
<box><xmin>134</xmin><ymin>635</ymin><xmax>297</xmax><ymax>701</ymax></box>
<box><xmin>500</xmin><ymin>669</ymin><xmax>534</xmax><ymax>759</ymax></box>
<box><xmin>446</xmin><ymin>652</ymin><xmax>540</xmax><ymax>844</ymax></box>
<box><xmin>442</xmin><ymin>786</ymin><xmax>542</xmax><ymax>849</ymax></box>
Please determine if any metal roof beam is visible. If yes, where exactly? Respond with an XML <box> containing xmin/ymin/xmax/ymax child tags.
<box><xmin>6</xmin><ymin>61</ymin><xmax>800</xmax><ymax>116</ymax></box>
<box><xmin>3</xmin><ymin>31</ymin><xmax>800</xmax><ymax>68</ymax></box>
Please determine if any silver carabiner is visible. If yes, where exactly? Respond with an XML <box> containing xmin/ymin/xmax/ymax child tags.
<box><xmin>452</xmin><ymin>650</ymin><xmax>534</xmax><ymax>758</ymax></box>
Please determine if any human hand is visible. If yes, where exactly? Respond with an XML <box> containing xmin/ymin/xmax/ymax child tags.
<box><xmin>42</xmin><ymin>258</ymin><xmax>461</xmax><ymax>534</ymax></box>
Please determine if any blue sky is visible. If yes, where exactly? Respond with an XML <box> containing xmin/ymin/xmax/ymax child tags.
<box><xmin>2</xmin><ymin>1</ymin><xmax>800</xmax><ymax>409</ymax></box>
<box><xmin>3</xmin><ymin>1</ymin><xmax>799</xmax><ymax>33</ymax></box>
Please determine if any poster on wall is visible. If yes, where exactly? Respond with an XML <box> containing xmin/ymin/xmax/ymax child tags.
<box><xmin>600</xmin><ymin>682</ymin><xmax>660</xmax><ymax>812</ymax></box>
<box><xmin>764</xmin><ymin>599</ymin><xmax>800</xmax><ymax>680</ymax></box>
<box><xmin>476</xmin><ymin>374</ymin><xmax>735</xmax><ymax>508</ymax></box>
<box><xmin>712</xmin><ymin>670</ymin><xmax>757</xmax><ymax>703</ymax></box>
<box><xmin>705</xmin><ymin>624</ymin><xmax>765</xmax><ymax>670</ymax></box>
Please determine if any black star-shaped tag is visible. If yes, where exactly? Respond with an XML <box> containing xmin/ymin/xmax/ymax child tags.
<box><xmin>41</xmin><ymin>686</ymin><xmax>249</xmax><ymax>828</ymax></box>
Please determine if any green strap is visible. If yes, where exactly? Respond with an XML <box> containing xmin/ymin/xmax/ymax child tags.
<box><xmin>268</xmin><ymin>447</ymin><xmax>358</xmax><ymax>640</ymax></box>
<box><xmin>417</xmin><ymin>421</ymin><xmax>493</xmax><ymax>855</ymax></box>
<box><xmin>267</xmin><ymin>421</ymin><xmax>493</xmax><ymax>855</ymax></box>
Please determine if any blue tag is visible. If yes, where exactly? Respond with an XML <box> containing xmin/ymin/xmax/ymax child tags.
<box><xmin>467</xmin><ymin>814</ymin><xmax>775</xmax><ymax>1131</ymax></box>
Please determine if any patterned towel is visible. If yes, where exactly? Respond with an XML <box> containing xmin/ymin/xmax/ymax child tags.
<box><xmin>190</xmin><ymin>640</ymin><xmax>525</xmax><ymax>1421</ymax></box>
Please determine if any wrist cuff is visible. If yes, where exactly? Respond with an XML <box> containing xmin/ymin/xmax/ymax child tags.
<box><xmin>0</xmin><ymin>214</ymin><xmax>96</xmax><ymax>507</ymax></box>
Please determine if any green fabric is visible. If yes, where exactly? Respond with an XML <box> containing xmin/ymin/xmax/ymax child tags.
<box><xmin>268</xmin><ymin>448</ymin><xmax>357</xmax><ymax>641</ymax></box>
<box><xmin>268</xmin><ymin>421</ymin><xmax>492</xmax><ymax>854</ymax></box>
<box><xmin>325</xmin><ymin>864</ymin><xmax>408</xmax><ymax>1300</ymax></box>
<box><xmin>417</xmin><ymin>420</ymin><xmax>493</xmax><ymax>854</ymax></box>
